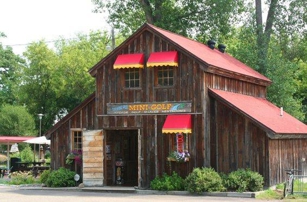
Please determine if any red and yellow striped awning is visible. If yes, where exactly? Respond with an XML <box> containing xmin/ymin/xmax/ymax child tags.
<box><xmin>113</xmin><ymin>53</ymin><xmax>144</xmax><ymax>69</ymax></box>
<box><xmin>162</xmin><ymin>114</ymin><xmax>192</xmax><ymax>134</ymax></box>
<box><xmin>147</xmin><ymin>51</ymin><xmax>178</xmax><ymax>67</ymax></box>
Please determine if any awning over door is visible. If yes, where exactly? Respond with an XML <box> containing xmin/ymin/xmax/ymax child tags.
<box><xmin>162</xmin><ymin>114</ymin><xmax>192</xmax><ymax>134</ymax></box>
<box><xmin>147</xmin><ymin>51</ymin><xmax>178</xmax><ymax>67</ymax></box>
<box><xmin>113</xmin><ymin>53</ymin><xmax>144</xmax><ymax>69</ymax></box>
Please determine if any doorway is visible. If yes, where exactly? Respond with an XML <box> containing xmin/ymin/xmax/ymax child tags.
<box><xmin>105</xmin><ymin>130</ymin><xmax>138</xmax><ymax>186</ymax></box>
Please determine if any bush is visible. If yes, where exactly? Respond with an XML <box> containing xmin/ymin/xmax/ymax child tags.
<box><xmin>185</xmin><ymin>167</ymin><xmax>225</xmax><ymax>193</ymax></box>
<box><xmin>45</xmin><ymin>167</ymin><xmax>76</xmax><ymax>187</ymax></box>
<box><xmin>224</xmin><ymin>168</ymin><xmax>264</xmax><ymax>192</ymax></box>
<box><xmin>9</xmin><ymin>171</ymin><xmax>36</xmax><ymax>185</ymax></box>
<box><xmin>150</xmin><ymin>172</ymin><xmax>185</xmax><ymax>191</ymax></box>
<box><xmin>40</xmin><ymin>169</ymin><xmax>51</xmax><ymax>184</ymax></box>
<box><xmin>20</xmin><ymin>145</ymin><xmax>34</xmax><ymax>162</ymax></box>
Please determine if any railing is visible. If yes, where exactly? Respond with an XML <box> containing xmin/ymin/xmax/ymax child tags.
<box><xmin>293</xmin><ymin>175</ymin><xmax>307</xmax><ymax>194</ymax></box>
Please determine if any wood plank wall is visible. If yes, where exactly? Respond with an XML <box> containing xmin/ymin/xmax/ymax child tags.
<box><xmin>210</xmin><ymin>96</ymin><xmax>307</xmax><ymax>186</ymax></box>
<box><xmin>268</xmin><ymin>139</ymin><xmax>307</xmax><ymax>186</ymax></box>
<box><xmin>50</xmin><ymin>98</ymin><xmax>96</xmax><ymax>170</ymax></box>
<box><xmin>204</xmin><ymin>73</ymin><xmax>267</xmax><ymax>97</ymax></box>
<box><xmin>93</xmin><ymin>30</ymin><xmax>205</xmax><ymax>187</ymax></box>
<box><xmin>210</xmin><ymin>98</ymin><xmax>270</xmax><ymax>184</ymax></box>
<box><xmin>82</xmin><ymin>130</ymin><xmax>104</xmax><ymax>186</ymax></box>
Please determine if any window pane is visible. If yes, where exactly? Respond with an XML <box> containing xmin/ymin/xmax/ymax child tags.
<box><xmin>73</xmin><ymin>131</ymin><xmax>82</xmax><ymax>151</ymax></box>
<box><xmin>157</xmin><ymin>66</ymin><xmax>174</xmax><ymax>86</ymax></box>
<box><xmin>125</xmin><ymin>69</ymin><xmax>140</xmax><ymax>88</ymax></box>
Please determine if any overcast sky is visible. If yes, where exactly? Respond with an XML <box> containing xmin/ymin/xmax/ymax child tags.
<box><xmin>0</xmin><ymin>0</ymin><xmax>109</xmax><ymax>55</ymax></box>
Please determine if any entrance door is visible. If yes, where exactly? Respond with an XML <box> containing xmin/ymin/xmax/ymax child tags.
<box><xmin>105</xmin><ymin>130</ymin><xmax>138</xmax><ymax>186</ymax></box>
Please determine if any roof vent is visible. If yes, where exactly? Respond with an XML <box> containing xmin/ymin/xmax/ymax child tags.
<box><xmin>207</xmin><ymin>40</ymin><xmax>216</xmax><ymax>50</ymax></box>
<box><xmin>218</xmin><ymin>44</ymin><xmax>226</xmax><ymax>53</ymax></box>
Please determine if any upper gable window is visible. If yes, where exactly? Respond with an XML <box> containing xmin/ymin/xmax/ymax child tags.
<box><xmin>124</xmin><ymin>69</ymin><xmax>140</xmax><ymax>88</ymax></box>
<box><xmin>156</xmin><ymin>66</ymin><xmax>174</xmax><ymax>86</ymax></box>
<box><xmin>147</xmin><ymin>51</ymin><xmax>178</xmax><ymax>87</ymax></box>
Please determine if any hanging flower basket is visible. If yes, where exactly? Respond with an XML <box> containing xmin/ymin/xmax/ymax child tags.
<box><xmin>167</xmin><ymin>150</ymin><xmax>190</xmax><ymax>162</ymax></box>
<box><xmin>66</xmin><ymin>150</ymin><xmax>82</xmax><ymax>165</ymax></box>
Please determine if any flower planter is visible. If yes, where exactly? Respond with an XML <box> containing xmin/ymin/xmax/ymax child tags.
<box><xmin>167</xmin><ymin>157</ymin><xmax>189</xmax><ymax>162</ymax></box>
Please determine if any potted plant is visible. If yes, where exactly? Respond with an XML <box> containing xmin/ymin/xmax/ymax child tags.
<box><xmin>65</xmin><ymin>150</ymin><xmax>82</xmax><ymax>165</ymax></box>
<box><xmin>167</xmin><ymin>150</ymin><xmax>190</xmax><ymax>162</ymax></box>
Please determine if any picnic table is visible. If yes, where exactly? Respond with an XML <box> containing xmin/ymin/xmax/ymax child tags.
<box><xmin>14</xmin><ymin>162</ymin><xmax>39</xmax><ymax>171</ymax></box>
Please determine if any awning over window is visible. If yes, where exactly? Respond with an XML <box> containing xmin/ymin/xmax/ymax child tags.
<box><xmin>147</xmin><ymin>51</ymin><xmax>178</xmax><ymax>67</ymax></box>
<box><xmin>113</xmin><ymin>53</ymin><xmax>144</xmax><ymax>69</ymax></box>
<box><xmin>162</xmin><ymin>114</ymin><xmax>192</xmax><ymax>134</ymax></box>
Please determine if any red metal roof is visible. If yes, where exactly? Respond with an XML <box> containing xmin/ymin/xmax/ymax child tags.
<box><xmin>0</xmin><ymin>136</ymin><xmax>36</xmax><ymax>143</ymax></box>
<box><xmin>147</xmin><ymin>51</ymin><xmax>178</xmax><ymax>67</ymax></box>
<box><xmin>113</xmin><ymin>53</ymin><xmax>144</xmax><ymax>69</ymax></box>
<box><xmin>209</xmin><ymin>89</ymin><xmax>307</xmax><ymax>135</ymax></box>
<box><xmin>147</xmin><ymin>24</ymin><xmax>270</xmax><ymax>83</ymax></box>
<box><xmin>162</xmin><ymin>114</ymin><xmax>192</xmax><ymax>134</ymax></box>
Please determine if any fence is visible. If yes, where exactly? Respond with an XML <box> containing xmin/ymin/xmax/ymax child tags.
<box><xmin>293</xmin><ymin>175</ymin><xmax>307</xmax><ymax>194</ymax></box>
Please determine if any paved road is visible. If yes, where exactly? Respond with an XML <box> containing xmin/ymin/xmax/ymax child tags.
<box><xmin>0</xmin><ymin>185</ymin><xmax>281</xmax><ymax>202</ymax></box>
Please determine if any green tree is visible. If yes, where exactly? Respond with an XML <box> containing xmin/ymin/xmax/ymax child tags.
<box><xmin>254</xmin><ymin>0</ymin><xmax>307</xmax><ymax>74</ymax></box>
<box><xmin>92</xmin><ymin>0</ymin><xmax>245</xmax><ymax>40</ymax></box>
<box><xmin>0</xmin><ymin>34</ymin><xmax>26</xmax><ymax>106</ymax></box>
<box><xmin>53</xmin><ymin>31</ymin><xmax>111</xmax><ymax>114</ymax></box>
<box><xmin>19</xmin><ymin>41</ymin><xmax>58</xmax><ymax>132</ymax></box>
<box><xmin>19</xmin><ymin>31</ymin><xmax>112</xmax><ymax>132</ymax></box>
<box><xmin>226</xmin><ymin>27</ymin><xmax>304</xmax><ymax>120</ymax></box>
<box><xmin>0</xmin><ymin>105</ymin><xmax>36</xmax><ymax>136</ymax></box>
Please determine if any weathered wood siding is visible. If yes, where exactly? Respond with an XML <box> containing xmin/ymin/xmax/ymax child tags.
<box><xmin>268</xmin><ymin>139</ymin><xmax>307</xmax><ymax>186</ymax></box>
<box><xmin>94</xmin><ymin>30</ymin><xmax>205</xmax><ymax>187</ymax></box>
<box><xmin>49</xmin><ymin>95</ymin><xmax>96</xmax><ymax>170</ymax></box>
<box><xmin>210</xmin><ymin>97</ymin><xmax>270</xmax><ymax>185</ymax></box>
<box><xmin>210</xmin><ymin>96</ymin><xmax>307</xmax><ymax>186</ymax></box>
<box><xmin>204</xmin><ymin>72</ymin><xmax>267</xmax><ymax>97</ymax></box>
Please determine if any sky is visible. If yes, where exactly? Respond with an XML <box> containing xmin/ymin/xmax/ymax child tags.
<box><xmin>0</xmin><ymin>0</ymin><xmax>109</xmax><ymax>55</ymax></box>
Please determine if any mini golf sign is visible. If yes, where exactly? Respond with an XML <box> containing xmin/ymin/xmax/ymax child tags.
<box><xmin>107</xmin><ymin>102</ymin><xmax>192</xmax><ymax>115</ymax></box>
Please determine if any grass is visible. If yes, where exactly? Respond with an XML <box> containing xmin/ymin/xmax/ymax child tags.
<box><xmin>256</xmin><ymin>189</ymin><xmax>284</xmax><ymax>200</ymax></box>
<box><xmin>0</xmin><ymin>177</ymin><xmax>9</xmax><ymax>184</ymax></box>
<box><xmin>0</xmin><ymin>171</ymin><xmax>41</xmax><ymax>186</ymax></box>
<box><xmin>256</xmin><ymin>183</ymin><xmax>307</xmax><ymax>201</ymax></box>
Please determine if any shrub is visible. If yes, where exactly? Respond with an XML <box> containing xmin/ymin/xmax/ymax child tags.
<box><xmin>20</xmin><ymin>145</ymin><xmax>34</xmax><ymax>162</ymax></box>
<box><xmin>45</xmin><ymin>167</ymin><xmax>76</xmax><ymax>187</ymax></box>
<box><xmin>40</xmin><ymin>169</ymin><xmax>51</xmax><ymax>184</ymax></box>
<box><xmin>224</xmin><ymin>168</ymin><xmax>264</xmax><ymax>192</ymax></box>
<box><xmin>150</xmin><ymin>172</ymin><xmax>185</xmax><ymax>191</ymax></box>
<box><xmin>185</xmin><ymin>167</ymin><xmax>225</xmax><ymax>193</ymax></box>
<box><xmin>9</xmin><ymin>171</ymin><xmax>36</xmax><ymax>185</ymax></box>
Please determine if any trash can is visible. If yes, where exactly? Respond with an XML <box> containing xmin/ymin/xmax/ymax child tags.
<box><xmin>115</xmin><ymin>158</ymin><xmax>125</xmax><ymax>185</ymax></box>
<box><xmin>10</xmin><ymin>157</ymin><xmax>21</xmax><ymax>172</ymax></box>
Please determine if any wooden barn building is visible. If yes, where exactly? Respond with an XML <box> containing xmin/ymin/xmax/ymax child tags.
<box><xmin>45</xmin><ymin>23</ymin><xmax>307</xmax><ymax>188</ymax></box>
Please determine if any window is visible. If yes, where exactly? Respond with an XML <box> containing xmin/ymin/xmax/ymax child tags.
<box><xmin>72</xmin><ymin>130</ymin><xmax>82</xmax><ymax>151</ymax></box>
<box><xmin>124</xmin><ymin>69</ymin><xmax>140</xmax><ymax>88</ymax></box>
<box><xmin>157</xmin><ymin>66</ymin><xmax>174</xmax><ymax>86</ymax></box>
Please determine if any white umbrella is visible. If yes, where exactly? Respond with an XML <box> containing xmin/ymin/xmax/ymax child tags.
<box><xmin>23</xmin><ymin>136</ymin><xmax>50</xmax><ymax>161</ymax></box>
<box><xmin>23</xmin><ymin>136</ymin><xmax>50</xmax><ymax>145</ymax></box>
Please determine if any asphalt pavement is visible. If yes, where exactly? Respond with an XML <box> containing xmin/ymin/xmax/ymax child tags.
<box><xmin>0</xmin><ymin>184</ymin><xmax>282</xmax><ymax>202</ymax></box>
